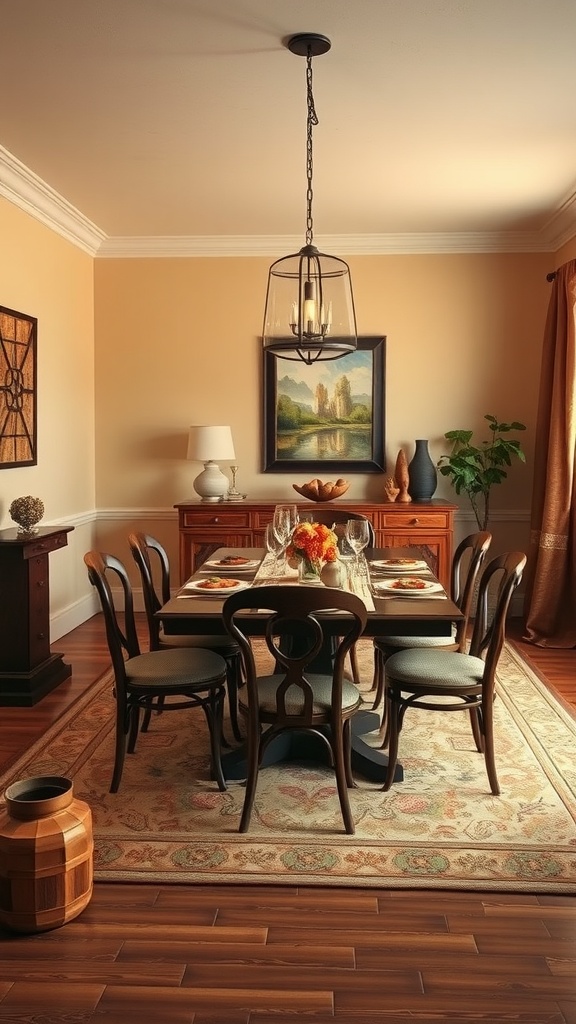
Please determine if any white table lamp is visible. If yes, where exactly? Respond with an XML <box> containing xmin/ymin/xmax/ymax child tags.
<box><xmin>187</xmin><ymin>425</ymin><xmax>236</xmax><ymax>502</ymax></box>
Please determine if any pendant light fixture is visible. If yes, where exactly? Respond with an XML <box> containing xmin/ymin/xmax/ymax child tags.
<box><xmin>262</xmin><ymin>33</ymin><xmax>357</xmax><ymax>365</ymax></box>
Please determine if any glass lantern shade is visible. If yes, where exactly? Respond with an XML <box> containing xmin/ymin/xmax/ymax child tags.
<box><xmin>262</xmin><ymin>244</ymin><xmax>357</xmax><ymax>364</ymax></box>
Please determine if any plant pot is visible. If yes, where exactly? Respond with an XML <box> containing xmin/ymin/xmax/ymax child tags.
<box><xmin>0</xmin><ymin>775</ymin><xmax>93</xmax><ymax>933</ymax></box>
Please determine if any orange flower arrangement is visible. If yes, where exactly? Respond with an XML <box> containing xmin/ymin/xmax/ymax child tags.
<box><xmin>287</xmin><ymin>521</ymin><xmax>339</xmax><ymax>577</ymax></box>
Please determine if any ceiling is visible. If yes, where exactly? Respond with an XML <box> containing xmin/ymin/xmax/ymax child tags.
<box><xmin>2</xmin><ymin>0</ymin><xmax>576</xmax><ymax>255</ymax></box>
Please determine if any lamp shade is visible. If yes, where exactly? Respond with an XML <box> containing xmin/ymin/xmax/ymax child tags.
<box><xmin>262</xmin><ymin>245</ymin><xmax>357</xmax><ymax>363</ymax></box>
<box><xmin>187</xmin><ymin>425</ymin><xmax>236</xmax><ymax>462</ymax></box>
<box><xmin>186</xmin><ymin>425</ymin><xmax>236</xmax><ymax>502</ymax></box>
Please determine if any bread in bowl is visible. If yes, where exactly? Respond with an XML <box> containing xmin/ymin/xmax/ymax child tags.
<box><xmin>292</xmin><ymin>478</ymin><xmax>350</xmax><ymax>502</ymax></box>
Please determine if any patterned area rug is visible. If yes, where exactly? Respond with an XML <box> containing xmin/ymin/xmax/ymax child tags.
<box><xmin>2</xmin><ymin>642</ymin><xmax>575</xmax><ymax>892</ymax></box>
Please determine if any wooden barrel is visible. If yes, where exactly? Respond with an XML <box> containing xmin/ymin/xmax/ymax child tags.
<box><xmin>0</xmin><ymin>775</ymin><xmax>93</xmax><ymax>933</ymax></box>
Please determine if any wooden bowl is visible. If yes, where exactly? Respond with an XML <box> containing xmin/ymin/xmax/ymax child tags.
<box><xmin>292</xmin><ymin>479</ymin><xmax>350</xmax><ymax>503</ymax></box>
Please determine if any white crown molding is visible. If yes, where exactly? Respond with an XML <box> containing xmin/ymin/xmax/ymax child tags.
<box><xmin>0</xmin><ymin>146</ymin><xmax>105</xmax><ymax>256</ymax></box>
<box><xmin>95</xmin><ymin>230</ymin><xmax>551</xmax><ymax>259</ymax></box>
<box><xmin>1</xmin><ymin>143</ymin><xmax>574</xmax><ymax>258</ymax></box>
<box><xmin>539</xmin><ymin>186</ymin><xmax>576</xmax><ymax>252</ymax></box>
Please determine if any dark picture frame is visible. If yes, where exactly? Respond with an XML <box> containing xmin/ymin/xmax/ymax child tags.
<box><xmin>263</xmin><ymin>336</ymin><xmax>386</xmax><ymax>473</ymax></box>
<box><xmin>0</xmin><ymin>305</ymin><xmax>38</xmax><ymax>469</ymax></box>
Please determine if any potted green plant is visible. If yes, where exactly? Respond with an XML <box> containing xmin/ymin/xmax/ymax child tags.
<box><xmin>437</xmin><ymin>415</ymin><xmax>526</xmax><ymax>530</ymax></box>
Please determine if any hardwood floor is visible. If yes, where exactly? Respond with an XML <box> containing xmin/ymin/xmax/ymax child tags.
<box><xmin>0</xmin><ymin>614</ymin><xmax>574</xmax><ymax>1023</ymax></box>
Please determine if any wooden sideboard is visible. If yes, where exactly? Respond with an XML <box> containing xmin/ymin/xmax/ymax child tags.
<box><xmin>174</xmin><ymin>499</ymin><xmax>457</xmax><ymax>587</ymax></box>
<box><xmin>0</xmin><ymin>525</ymin><xmax>74</xmax><ymax>706</ymax></box>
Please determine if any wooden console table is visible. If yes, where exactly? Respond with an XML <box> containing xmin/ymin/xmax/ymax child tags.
<box><xmin>174</xmin><ymin>499</ymin><xmax>457</xmax><ymax>586</ymax></box>
<box><xmin>0</xmin><ymin>525</ymin><xmax>74</xmax><ymax>706</ymax></box>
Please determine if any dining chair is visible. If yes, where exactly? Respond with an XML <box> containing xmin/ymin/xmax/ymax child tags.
<box><xmin>222</xmin><ymin>585</ymin><xmax>368</xmax><ymax>835</ymax></box>
<box><xmin>380</xmin><ymin>550</ymin><xmax>527</xmax><ymax>794</ymax></box>
<box><xmin>371</xmin><ymin>531</ymin><xmax>492</xmax><ymax>736</ymax></box>
<box><xmin>84</xmin><ymin>550</ymin><xmax>228</xmax><ymax>794</ymax></box>
<box><xmin>295</xmin><ymin>510</ymin><xmax>374</xmax><ymax>684</ymax></box>
<box><xmin>128</xmin><ymin>532</ymin><xmax>244</xmax><ymax>742</ymax></box>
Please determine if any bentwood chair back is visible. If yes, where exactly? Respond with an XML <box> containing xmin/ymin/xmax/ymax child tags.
<box><xmin>372</xmin><ymin>531</ymin><xmax>492</xmax><ymax>720</ymax></box>
<box><xmin>294</xmin><ymin>511</ymin><xmax>374</xmax><ymax>684</ymax></box>
<box><xmin>128</xmin><ymin>532</ymin><xmax>244</xmax><ymax>741</ymax></box>
<box><xmin>84</xmin><ymin>550</ymin><xmax>228</xmax><ymax>794</ymax></box>
<box><xmin>223</xmin><ymin>585</ymin><xmax>367</xmax><ymax>835</ymax></box>
<box><xmin>381</xmin><ymin>550</ymin><xmax>527</xmax><ymax>795</ymax></box>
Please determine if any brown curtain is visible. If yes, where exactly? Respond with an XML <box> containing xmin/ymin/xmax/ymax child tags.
<box><xmin>523</xmin><ymin>259</ymin><xmax>576</xmax><ymax>647</ymax></box>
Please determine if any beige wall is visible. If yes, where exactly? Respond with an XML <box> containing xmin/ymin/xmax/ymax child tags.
<box><xmin>94</xmin><ymin>251</ymin><xmax>549</xmax><ymax>575</ymax></box>
<box><xmin>0</xmin><ymin>193</ymin><xmax>554</xmax><ymax>634</ymax></box>
<box><xmin>0</xmin><ymin>198</ymin><xmax>97</xmax><ymax>637</ymax></box>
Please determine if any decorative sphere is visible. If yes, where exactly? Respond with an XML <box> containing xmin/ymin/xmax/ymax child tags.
<box><xmin>9</xmin><ymin>496</ymin><xmax>45</xmax><ymax>533</ymax></box>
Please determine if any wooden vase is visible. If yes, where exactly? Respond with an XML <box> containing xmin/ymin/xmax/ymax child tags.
<box><xmin>395</xmin><ymin>448</ymin><xmax>412</xmax><ymax>502</ymax></box>
<box><xmin>0</xmin><ymin>775</ymin><xmax>93</xmax><ymax>933</ymax></box>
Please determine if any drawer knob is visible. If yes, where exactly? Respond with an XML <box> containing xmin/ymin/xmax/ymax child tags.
<box><xmin>411</xmin><ymin>517</ymin><xmax>420</xmax><ymax>525</ymax></box>
<box><xmin>213</xmin><ymin>517</ymin><xmax>220</xmax><ymax>523</ymax></box>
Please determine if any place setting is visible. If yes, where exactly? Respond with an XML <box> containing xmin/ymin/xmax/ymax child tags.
<box><xmin>370</xmin><ymin>575</ymin><xmax>446</xmax><ymax>599</ymax></box>
<box><xmin>199</xmin><ymin>556</ymin><xmax>261</xmax><ymax>573</ymax></box>
<box><xmin>369</xmin><ymin>557</ymin><xmax>430</xmax><ymax>575</ymax></box>
<box><xmin>177</xmin><ymin>577</ymin><xmax>252</xmax><ymax>598</ymax></box>
<box><xmin>372</xmin><ymin>575</ymin><xmax>444</xmax><ymax>595</ymax></box>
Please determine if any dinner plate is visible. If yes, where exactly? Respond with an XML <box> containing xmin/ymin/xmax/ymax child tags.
<box><xmin>373</xmin><ymin>578</ymin><xmax>444</xmax><ymax>596</ymax></box>
<box><xmin>203</xmin><ymin>558</ymin><xmax>260</xmax><ymax>571</ymax></box>
<box><xmin>370</xmin><ymin>558</ymin><xmax>428</xmax><ymax>572</ymax></box>
<box><xmin>181</xmin><ymin>578</ymin><xmax>251</xmax><ymax>597</ymax></box>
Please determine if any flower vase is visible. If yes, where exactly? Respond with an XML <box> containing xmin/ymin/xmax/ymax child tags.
<box><xmin>408</xmin><ymin>439</ymin><xmax>437</xmax><ymax>501</ymax></box>
<box><xmin>299</xmin><ymin>557</ymin><xmax>323</xmax><ymax>585</ymax></box>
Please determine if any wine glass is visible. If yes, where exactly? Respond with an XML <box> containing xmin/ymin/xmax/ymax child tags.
<box><xmin>264</xmin><ymin>522</ymin><xmax>284</xmax><ymax>577</ymax></box>
<box><xmin>273</xmin><ymin>504</ymin><xmax>299</xmax><ymax>566</ymax></box>
<box><xmin>345</xmin><ymin>519</ymin><xmax>371</xmax><ymax>574</ymax></box>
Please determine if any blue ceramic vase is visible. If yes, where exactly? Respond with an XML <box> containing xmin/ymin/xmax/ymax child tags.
<box><xmin>408</xmin><ymin>439</ymin><xmax>437</xmax><ymax>502</ymax></box>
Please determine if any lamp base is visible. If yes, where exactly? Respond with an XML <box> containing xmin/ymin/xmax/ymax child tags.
<box><xmin>193</xmin><ymin>462</ymin><xmax>229</xmax><ymax>503</ymax></box>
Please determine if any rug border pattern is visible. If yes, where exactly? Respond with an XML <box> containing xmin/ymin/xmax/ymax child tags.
<box><xmin>1</xmin><ymin>645</ymin><xmax>575</xmax><ymax>894</ymax></box>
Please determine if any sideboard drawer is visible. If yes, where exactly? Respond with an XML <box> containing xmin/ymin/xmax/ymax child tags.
<box><xmin>254</xmin><ymin>510</ymin><xmax>275</xmax><ymax>529</ymax></box>
<box><xmin>376</xmin><ymin>511</ymin><xmax>450</xmax><ymax>529</ymax></box>
<box><xmin>22</xmin><ymin>532</ymin><xmax>69</xmax><ymax>559</ymax></box>
<box><xmin>182</xmin><ymin>510</ymin><xmax>251</xmax><ymax>528</ymax></box>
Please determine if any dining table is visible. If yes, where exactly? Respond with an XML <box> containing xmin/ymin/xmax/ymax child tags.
<box><xmin>156</xmin><ymin>546</ymin><xmax>464</xmax><ymax>784</ymax></box>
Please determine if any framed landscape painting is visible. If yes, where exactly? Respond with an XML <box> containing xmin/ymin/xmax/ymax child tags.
<box><xmin>263</xmin><ymin>336</ymin><xmax>385</xmax><ymax>473</ymax></box>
